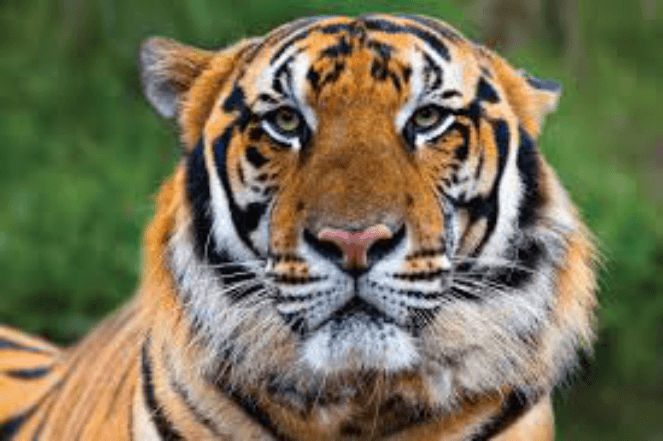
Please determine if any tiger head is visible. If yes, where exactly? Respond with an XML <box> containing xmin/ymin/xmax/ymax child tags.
<box><xmin>140</xmin><ymin>14</ymin><xmax>596</xmax><ymax>423</ymax></box>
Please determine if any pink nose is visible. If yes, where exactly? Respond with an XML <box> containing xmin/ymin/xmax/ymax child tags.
<box><xmin>317</xmin><ymin>224</ymin><xmax>393</xmax><ymax>271</ymax></box>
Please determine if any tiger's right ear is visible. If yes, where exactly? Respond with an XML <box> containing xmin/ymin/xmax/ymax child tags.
<box><xmin>140</xmin><ymin>38</ymin><xmax>215</xmax><ymax>118</ymax></box>
<box><xmin>140</xmin><ymin>37</ymin><xmax>260</xmax><ymax>148</ymax></box>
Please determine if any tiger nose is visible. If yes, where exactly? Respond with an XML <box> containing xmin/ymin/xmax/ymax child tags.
<box><xmin>316</xmin><ymin>224</ymin><xmax>393</xmax><ymax>271</ymax></box>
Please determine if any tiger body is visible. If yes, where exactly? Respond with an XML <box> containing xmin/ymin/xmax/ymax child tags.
<box><xmin>0</xmin><ymin>14</ymin><xmax>596</xmax><ymax>440</ymax></box>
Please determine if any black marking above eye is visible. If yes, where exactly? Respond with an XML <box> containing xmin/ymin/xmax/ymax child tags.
<box><xmin>362</xmin><ymin>18</ymin><xmax>451</xmax><ymax>61</ymax></box>
<box><xmin>367</xmin><ymin>40</ymin><xmax>393</xmax><ymax>58</ymax></box>
<box><xmin>402</xmin><ymin>66</ymin><xmax>412</xmax><ymax>82</ymax></box>
<box><xmin>321</xmin><ymin>36</ymin><xmax>353</xmax><ymax>57</ymax></box>
<box><xmin>307</xmin><ymin>68</ymin><xmax>320</xmax><ymax>90</ymax></box>
<box><xmin>223</xmin><ymin>86</ymin><xmax>246</xmax><ymax>113</ymax></box>
<box><xmin>371</xmin><ymin>59</ymin><xmax>388</xmax><ymax>80</ymax></box>
<box><xmin>477</xmin><ymin>78</ymin><xmax>499</xmax><ymax>103</ymax></box>
<box><xmin>442</xmin><ymin>90</ymin><xmax>462</xmax><ymax>99</ymax></box>
<box><xmin>246</xmin><ymin>146</ymin><xmax>268</xmax><ymax>168</ymax></box>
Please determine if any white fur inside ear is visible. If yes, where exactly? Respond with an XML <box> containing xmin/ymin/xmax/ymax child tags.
<box><xmin>140</xmin><ymin>40</ymin><xmax>179</xmax><ymax>118</ymax></box>
<box><xmin>144</xmin><ymin>76</ymin><xmax>178</xmax><ymax>118</ymax></box>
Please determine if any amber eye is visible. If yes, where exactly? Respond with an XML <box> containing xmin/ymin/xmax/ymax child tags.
<box><xmin>403</xmin><ymin>104</ymin><xmax>455</xmax><ymax>149</ymax></box>
<box><xmin>274</xmin><ymin>107</ymin><xmax>302</xmax><ymax>133</ymax></box>
<box><xmin>412</xmin><ymin>105</ymin><xmax>442</xmax><ymax>130</ymax></box>
<box><xmin>261</xmin><ymin>106</ymin><xmax>309</xmax><ymax>150</ymax></box>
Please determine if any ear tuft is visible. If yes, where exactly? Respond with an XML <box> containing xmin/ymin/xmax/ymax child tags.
<box><xmin>517</xmin><ymin>69</ymin><xmax>562</xmax><ymax>116</ymax></box>
<box><xmin>140</xmin><ymin>38</ymin><xmax>214</xmax><ymax>118</ymax></box>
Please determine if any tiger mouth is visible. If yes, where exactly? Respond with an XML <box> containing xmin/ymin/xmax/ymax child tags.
<box><xmin>274</xmin><ymin>269</ymin><xmax>446</xmax><ymax>337</ymax></box>
<box><xmin>299</xmin><ymin>296</ymin><xmax>421</xmax><ymax>372</ymax></box>
<box><xmin>312</xmin><ymin>296</ymin><xmax>397</xmax><ymax>332</ymax></box>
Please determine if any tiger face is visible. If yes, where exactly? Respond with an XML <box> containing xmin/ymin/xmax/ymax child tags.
<box><xmin>142</xmin><ymin>14</ymin><xmax>594</xmax><ymax>417</ymax></box>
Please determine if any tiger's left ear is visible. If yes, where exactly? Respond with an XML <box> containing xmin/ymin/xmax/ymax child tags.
<box><xmin>488</xmin><ymin>53</ymin><xmax>562</xmax><ymax>137</ymax></box>
<box><xmin>517</xmin><ymin>68</ymin><xmax>562</xmax><ymax>125</ymax></box>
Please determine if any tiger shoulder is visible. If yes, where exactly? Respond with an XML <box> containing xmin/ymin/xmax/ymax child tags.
<box><xmin>0</xmin><ymin>14</ymin><xmax>597</xmax><ymax>441</ymax></box>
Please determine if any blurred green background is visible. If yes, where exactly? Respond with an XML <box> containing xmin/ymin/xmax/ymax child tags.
<box><xmin>0</xmin><ymin>0</ymin><xmax>660</xmax><ymax>439</ymax></box>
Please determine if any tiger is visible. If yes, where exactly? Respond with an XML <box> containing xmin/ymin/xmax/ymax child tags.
<box><xmin>0</xmin><ymin>14</ymin><xmax>597</xmax><ymax>441</ymax></box>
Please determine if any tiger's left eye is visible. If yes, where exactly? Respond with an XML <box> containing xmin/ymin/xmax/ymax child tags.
<box><xmin>412</xmin><ymin>106</ymin><xmax>442</xmax><ymax>130</ymax></box>
<box><xmin>274</xmin><ymin>107</ymin><xmax>302</xmax><ymax>133</ymax></box>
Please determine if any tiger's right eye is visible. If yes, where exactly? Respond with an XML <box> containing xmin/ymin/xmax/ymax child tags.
<box><xmin>261</xmin><ymin>106</ymin><xmax>310</xmax><ymax>151</ymax></box>
<box><xmin>412</xmin><ymin>106</ymin><xmax>443</xmax><ymax>130</ymax></box>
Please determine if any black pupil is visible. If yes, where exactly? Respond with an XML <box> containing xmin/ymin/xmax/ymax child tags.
<box><xmin>279</xmin><ymin>110</ymin><xmax>297</xmax><ymax>129</ymax></box>
<box><xmin>417</xmin><ymin>107</ymin><xmax>437</xmax><ymax>126</ymax></box>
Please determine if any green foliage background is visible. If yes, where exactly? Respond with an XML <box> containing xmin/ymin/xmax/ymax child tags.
<box><xmin>0</xmin><ymin>0</ymin><xmax>660</xmax><ymax>439</ymax></box>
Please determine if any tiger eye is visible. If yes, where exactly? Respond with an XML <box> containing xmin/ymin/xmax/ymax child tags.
<box><xmin>412</xmin><ymin>106</ymin><xmax>442</xmax><ymax>129</ymax></box>
<box><xmin>274</xmin><ymin>108</ymin><xmax>301</xmax><ymax>133</ymax></box>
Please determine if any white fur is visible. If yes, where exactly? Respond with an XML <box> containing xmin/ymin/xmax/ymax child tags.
<box><xmin>302</xmin><ymin>316</ymin><xmax>419</xmax><ymax>372</ymax></box>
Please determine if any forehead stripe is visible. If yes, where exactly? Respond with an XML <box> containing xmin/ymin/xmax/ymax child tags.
<box><xmin>362</xmin><ymin>18</ymin><xmax>451</xmax><ymax>61</ymax></box>
<box><xmin>399</xmin><ymin>15</ymin><xmax>463</xmax><ymax>41</ymax></box>
<box><xmin>267</xmin><ymin>16</ymin><xmax>334</xmax><ymax>64</ymax></box>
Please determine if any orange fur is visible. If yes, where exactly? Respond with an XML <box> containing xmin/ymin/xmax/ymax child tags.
<box><xmin>0</xmin><ymin>14</ymin><xmax>596</xmax><ymax>440</ymax></box>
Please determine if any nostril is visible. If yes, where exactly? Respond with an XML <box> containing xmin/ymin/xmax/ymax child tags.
<box><xmin>303</xmin><ymin>229</ymin><xmax>344</xmax><ymax>262</ymax></box>
<box><xmin>367</xmin><ymin>224</ymin><xmax>405</xmax><ymax>262</ymax></box>
<box><xmin>314</xmin><ymin>224</ymin><xmax>394</xmax><ymax>271</ymax></box>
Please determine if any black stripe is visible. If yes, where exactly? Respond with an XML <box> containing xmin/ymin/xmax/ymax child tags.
<box><xmin>361</xmin><ymin>17</ymin><xmax>450</xmax><ymax>61</ymax></box>
<box><xmin>213</xmin><ymin>127</ymin><xmax>263</xmax><ymax>256</ymax></box>
<box><xmin>5</xmin><ymin>366</ymin><xmax>51</xmax><ymax>380</ymax></box>
<box><xmin>399</xmin><ymin>15</ymin><xmax>463</xmax><ymax>41</ymax></box>
<box><xmin>367</xmin><ymin>39</ymin><xmax>393</xmax><ymax>58</ymax></box>
<box><xmin>422</xmin><ymin>52</ymin><xmax>443</xmax><ymax>90</ymax></box>
<box><xmin>163</xmin><ymin>350</ymin><xmax>224</xmax><ymax>438</ymax></box>
<box><xmin>214</xmin><ymin>381</ymin><xmax>292</xmax><ymax>441</ymax></box>
<box><xmin>516</xmin><ymin>127</ymin><xmax>542</xmax><ymax>227</ymax></box>
<box><xmin>318</xmin><ymin>22</ymin><xmax>354</xmax><ymax>35</ymax></box>
<box><xmin>226</xmin><ymin>282</ymin><xmax>264</xmax><ymax>303</ymax></box>
<box><xmin>268</xmin><ymin>16</ymin><xmax>334</xmax><ymax>65</ymax></box>
<box><xmin>169</xmin><ymin>379</ymin><xmax>223</xmax><ymax>437</ymax></box>
<box><xmin>461</xmin><ymin>236</ymin><xmax>544</xmax><ymax>292</ymax></box>
<box><xmin>448</xmin><ymin>119</ymin><xmax>509</xmax><ymax>261</ymax></box>
<box><xmin>477</xmin><ymin>78</ymin><xmax>500</xmax><ymax>103</ymax></box>
<box><xmin>471</xmin><ymin>119</ymin><xmax>509</xmax><ymax>255</ymax></box>
<box><xmin>0</xmin><ymin>407</ymin><xmax>36</xmax><ymax>440</ymax></box>
<box><xmin>320</xmin><ymin>36</ymin><xmax>353</xmax><ymax>58</ymax></box>
<box><xmin>471</xmin><ymin>389</ymin><xmax>540</xmax><ymax>440</ymax></box>
<box><xmin>492</xmin><ymin>238</ymin><xmax>543</xmax><ymax>288</ymax></box>
<box><xmin>141</xmin><ymin>341</ymin><xmax>184</xmax><ymax>441</ymax></box>
<box><xmin>187</xmin><ymin>139</ymin><xmax>215</xmax><ymax>261</ymax></box>
<box><xmin>453</xmin><ymin>123</ymin><xmax>470</xmax><ymax>160</ymax></box>
<box><xmin>186</xmin><ymin>140</ymin><xmax>263</xmax><ymax>301</ymax></box>
<box><xmin>222</xmin><ymin>85</ymin><xmax>252</xmax><ymax>130</ymax></box>
<box><xmin>0</xmin><ymin>338</ymin><xmax>45</xmax><ymax>353</ymax></box>
<box><xmin>245</xmin><ymin>146</ymin><xmax>268</xmax><ymax>168</ymax></box>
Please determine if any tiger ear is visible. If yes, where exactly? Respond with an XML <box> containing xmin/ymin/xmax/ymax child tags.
<box><xmin>140</xmin><ymin>38</ymin><xmax>215</xmax><ymax>118</ymax></box>
<box><xmin>487</xmin><ymin>51</ymin><xmax>562</xmax><ymax>137</ymax></box>
<box><xmin>517</xmin><ymin>68</ymin><xmax>562</xmax><ymax>123</ymax></box>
